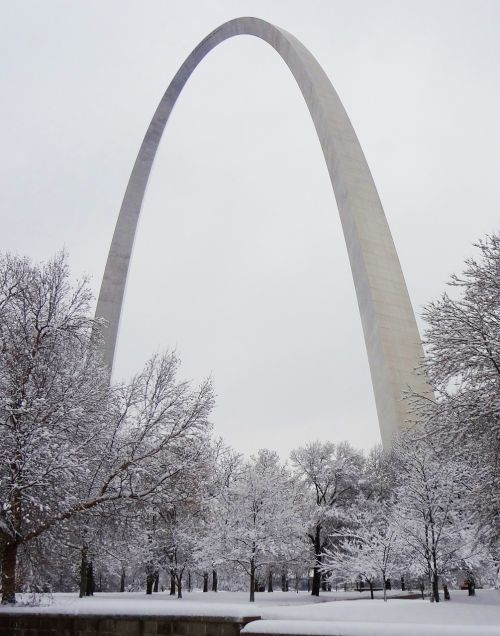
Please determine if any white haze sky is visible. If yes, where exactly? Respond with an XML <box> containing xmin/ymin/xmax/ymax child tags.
<box><xmin>1</xmin><ymin>1</ymin><xmax>499</xmax><ymax>457</ymax></box>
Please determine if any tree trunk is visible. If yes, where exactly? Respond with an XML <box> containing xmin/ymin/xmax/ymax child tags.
<box><xmin>382</xmin><ymin>571</ymin><xmax>387</xmax><ymax>602</ymax></box>
<box><xmin>212</xmin><ymin>569</ymin><xmax>217</xmax><ymax>592</ymax></box>
<box><xmin>250</xmin><ymin>560</ymin><xmax>255</xmax><ymax>602</ymax></box>
<box><xmin>311</xmin><ymin>566</ymin><xmax>321</xmax><ymax>595</ymax></box>
<box><xmin>400</xmin><ymin>576</ymin><xmax>405</xmax><ymax>591</ymax></box>
<box><xmin>311</xmin><ymin>524</ymin><xmax>322</xmax><ymax>596</ymax></box>
<box><xmin>120</xmin><ymin>567</ymin><xmax>125</xmax><ymax>592</ymax></box>
<box><xmin>177</xmin><ymin>575</ymin><xmax>182</xmax><ymax>599</ymax></box>
<box><xmin>467</xmin><ymin>574</ymin><xmax>476</xmax><ymax>596</ymax></box>
<box><xmin>1</xmin><ymin>542</ymin><xmax>18</xmax><ymax>604</ymax></box>
<box><xmin>170</xmin><ymin>570</ymin><xmax>176</xmax><ymax>596</ymax></box>
<box><xmin>281</xmin><ymin>569</ymin><xmax>287</xmax><ymax>592</ymax></box>
<box><xmin>432</xmin><ymin>572</ymin><xmax>440</xmax><ymax>603</ymax></box>
<box><xmin>188</xmin><ymin>571</ymin><xmax>192</xmax><ymax>592</ymax></box>
<box><xmin>85</xmin><ymin>561</ymin><xmax>94</xmax><ymax>596</ymax></box>
<box><xmin>153</xmin><ymin>570</ymin><xmax>159</xmax><ymax>593</ymax></box>
<box><xmin>146</xmin><ymin>570</ymin><xmax>154</xmax><ymax>595</ymax></box>
<box><xmin>443</xmin><ymin>583</ymin><xmax>450</xmax><ymax>600</ymax></box>
<box><xmin>203</xmin><ymin>572</ymin><xmax>208</xmax><ymax>592</ymax></box>
<box><xmin>431</xmin><ymin>542</ymin><xmax>440</xmax><ymax>602</ymax></box>
<box><xmin>267</xmin><ymin>569</ymin><xmax>273</xmax><ymax>592</ymax></box>
<box><xmin>369</xmin><ymin>580</ymin><xmax>374</xmax><ymax>600</ymax></box>
<box><xmin>79</xmin><ymin>547</ymin><xmax>88</xmax><ymax>599</ymax></box>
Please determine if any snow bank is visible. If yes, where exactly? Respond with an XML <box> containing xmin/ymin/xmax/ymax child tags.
<box><xmin>0</xmin><ymin>594</ymin><xmax>257</xmax><ymax>618</ymax></box>
<box><xmin>243</xmin><ymin>619</ymin><xmax>500</xmax><ymax>636</ymax></box>
<box><xmin>260</xmin><ymin>590</ymin><xmax>500</xmax><ymax>625</ymax></box>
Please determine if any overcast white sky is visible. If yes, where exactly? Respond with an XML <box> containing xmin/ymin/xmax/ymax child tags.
<box><xmin>1</xmin><ymin>1</ymin><xmax>499</xmax><ymax>457</ymax></box>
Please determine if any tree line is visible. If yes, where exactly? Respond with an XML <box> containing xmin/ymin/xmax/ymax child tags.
<box><xmin>1</xmin><ymin>233</ymin><xmax>500</xmax><ymax>604</ymax></box>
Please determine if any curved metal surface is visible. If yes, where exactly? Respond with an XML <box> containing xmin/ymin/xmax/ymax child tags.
<box><xmin>96</xmin><ymin>17</ymin><xmax>430</xmax><ymax>447</ymax></box>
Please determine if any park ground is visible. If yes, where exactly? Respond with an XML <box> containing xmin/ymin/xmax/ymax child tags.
<box><xmin>1</xmin><ymin>589</ymin><xmax>500</xmax><ymax>635</ymax></box>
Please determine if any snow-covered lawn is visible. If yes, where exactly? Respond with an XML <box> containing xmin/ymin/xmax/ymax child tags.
<box><xmin>1</xmin><ymin>589</ymin><xmax>500</xmax><ymax>635</ymax></box>
<box><xmin>249</xmin><ymin>589</ymin><xmax>500</xmax><ymax>635</ymax></box>
<box><xmin>0</xmin><ymin>590</ymin><xmax>414</xmax><ymax>616</ymax></box>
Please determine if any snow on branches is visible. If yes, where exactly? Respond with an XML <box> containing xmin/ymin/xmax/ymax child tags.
<box><xmin>0</xmin><ymin>252</ymin><xmax>214</xmax><ymax>603</ymax></box>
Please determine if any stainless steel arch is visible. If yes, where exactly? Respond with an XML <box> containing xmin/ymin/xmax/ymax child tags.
<box><xmin>96</xmin><ymin>16</ymin><xmax>431</xmax><ymax>448</ymax></box>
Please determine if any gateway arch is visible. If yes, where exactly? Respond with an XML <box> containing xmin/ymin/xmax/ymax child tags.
<box><xmin>96</xmin><ymin>17</ymin><xmax>431</xmax><ymax>448</ymax></box>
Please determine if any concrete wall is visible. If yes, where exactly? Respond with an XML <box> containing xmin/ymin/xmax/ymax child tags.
<box><xmin>0</xmin><ymin>612</ymin><xmax>259</xmax><ymax>636</ymax></box>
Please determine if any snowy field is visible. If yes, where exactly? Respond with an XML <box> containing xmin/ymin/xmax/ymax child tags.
<box><xmin>1</xmin><ymin>590</ymin><xmax>500</xmax><ymax>635</ymax></box>
<box><xmin>0</xmin><ymin>590</ymin><xmax>411</xmax><ymax>615</ymax></box>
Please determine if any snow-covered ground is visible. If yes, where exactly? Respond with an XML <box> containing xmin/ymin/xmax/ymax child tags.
<box><xmin>248</xmin><ymin>589</ymin><xmax>500</xmax><ymax>635</ymax></box>
<box><xmin>1</xmin><ymin>589</ymin><xmax>500</xmax><ymax>635</ymax></box>
<box><xmin>0</xmin><ymin>590</ymin><xmax>413</xmax><ymax>616</ymax></box>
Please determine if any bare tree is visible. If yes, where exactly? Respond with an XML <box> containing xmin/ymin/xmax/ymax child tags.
<box><xmin>291</xmin><ymin>441</ymin><xmax>363</xmax><ymax>596</ymax></box>
<box><xmin>323</xmin><ymin>498</ymin><xmax>402</xmax><ymax>601</ymax></box>
<box><xmin>0</xmin><ymin>252</ymin><xmax>214</xmax><ymax>603</ymax></box>
<box><xmin>214</xmin><ymin>450</ymin><xmax>305</xmax><ymax>602</ymax></box>
<box><xmin>418</xmin><ymin>233</ymin><xmax>500</xmax><ymax>552</ymax></box>
<box><xmin>391</xmin><ymin>429</ymin><xmax>477</xmax><ymax>603</ymax></box>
